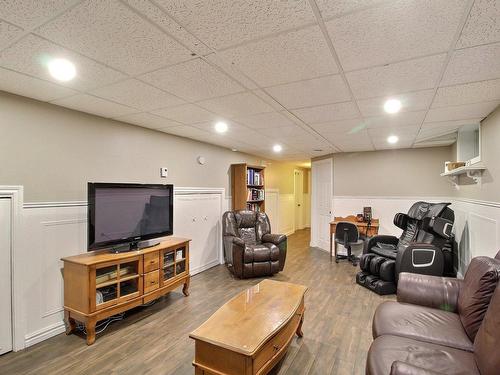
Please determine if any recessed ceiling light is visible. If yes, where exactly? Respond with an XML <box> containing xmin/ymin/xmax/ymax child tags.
<box><xmin>273</xmin><ymin>144</ymin><xmax>282</xmax><ymax>153</ymax></box>
<box><xmin>214</xmin><ymin>121</ymin><xmax>228</xmax><ymax>133</ymax></box>
<box><xmin>231</xmin><ymin>148</ymin><xmax>237</xmax><ymax>152</ymax></box>
<box><xmin>387</xmin><ymin>135</ymin><xmax>399</xmax><ymax>144</ymax></box>
<box><xmin>48</xmin><ymin>58</ymin><xmax>76</xmax><ymax>81</ymax></box>
<box><xmin>384</xmin><ymin>99</ymin><xmax>402</xmax><ymax>114</ymax></box>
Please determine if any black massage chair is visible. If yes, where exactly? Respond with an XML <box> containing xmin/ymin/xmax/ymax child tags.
<box><xmin>356</xmin><ymin>202</ymin><xmax>455</xmax><ymax>295</ymax></box>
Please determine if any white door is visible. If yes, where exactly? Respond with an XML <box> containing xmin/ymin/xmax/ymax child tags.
<box><xmin>294</xmin><ymin>170</ymin><xmax>304</xmax><ymax>230</ymax></box>
<box><xmin>0</xmin><ymin>198</ymin><xmax>12</xmax><ymax>355</ymax></box>
<box><xmin>311</xmin><ymin>158</ymin><xmax>333</xmax><ymax>250</ymax></box>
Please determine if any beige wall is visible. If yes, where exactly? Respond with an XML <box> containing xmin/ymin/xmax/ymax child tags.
<box><xmin>453</xmin><ymin>106</ymin><xmax>500</xmax><ymax>202</ymax></box>
<box><xmin>265</xmin><ymin>162</ymin><xmax>309</xmax><ymax>195</ymax></box>
<box><xmin>330</xmin><ymin>146</ymin><xmax>453</xmax><ymax>197</ymax></box>
<box><xmin>0</xmin><ymin>92</ymin><xmax>267</xmax><ymax>202</ymax></box>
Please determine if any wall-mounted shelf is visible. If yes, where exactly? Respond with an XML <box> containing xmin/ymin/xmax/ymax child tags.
<box><xmin>440</xmin><ymin>165</ymin><xmax>486</xmax><ymax>188</ymax></box>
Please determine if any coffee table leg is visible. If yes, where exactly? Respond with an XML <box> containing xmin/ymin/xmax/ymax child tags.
<box><xmin>296</xmin><ymin>313</ymin><xmax>304</xmax><ymax>338</ymax></box>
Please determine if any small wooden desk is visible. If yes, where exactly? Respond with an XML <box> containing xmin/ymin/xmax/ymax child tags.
<box><xmin>190</xmin><ymin>279</ymin><xmax>307</xmax><ymax>375</ymax></box>
<box><xmin>330</xmin><ymin>216</ymin><xmax>379</xmax><ymax>261</ymax></box>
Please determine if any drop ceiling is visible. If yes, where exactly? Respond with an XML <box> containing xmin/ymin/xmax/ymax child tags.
<box><xmin>0</xmin><ymin>0</ymin><xmax>499</xmax><ymax>160</ymax></box>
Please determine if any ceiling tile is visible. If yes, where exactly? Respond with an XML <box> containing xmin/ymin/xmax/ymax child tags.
<box><xmin>152</xmin><ymin>103</ymin><xmax>218</xmax><ymax>124</ymax></box>
<box><xmin>0</xmin><ymin>67</ymin><xmax>77</xmax><ymax>101</ymax></box>
<box><xmin>140</xmin><ymin>58</ymin><xmax>244</xmax><ymax>102</ymax></box>
<box><xmin>114</xmin><ymin>112</ymin><xmax>182</xmax><ymax>130</ymax></box>
<box><xmin>197</xmin><ymin>92</ymin><xmax>274</xmax><ymax>118</ymax></box>
<box><xmin>425</xmin><ymin>101</ymin><xmax>500</xmax><ymax>122</ymax></box>
<box><xmin>252</xmin><ymin>89</ymin><xmax>287</xmax><ymax>111</ymax></box>
<box><xmin>346</xmin><ymin>54</ymin><xmax>447</xmax><ymax>99</ymax></box>
<box><xmin>357</xmin><ymin>90</ymin><xmax>435</xmax><ymax>117</ymax></box>
<box><xmin>154</xmin><ymin>0</ymin><xmax>315</xmax><ymax>50</ymax></box>
<box><xmin>218</xmin><ymin>25</ymin><xmax>338</xmax><ymax>87</ymax></box>
<box><xmin>441</xmin><ymin>43</ymin><xmax>500</xmax><ymax>86</ymax></box>
<box><xmin>363</xmin><ymin>111</ymin><xmax>427</xmax><ymax>129</ymax></box>
<box><xmin>311</xmin><ymin>119</ymin><xmax>366</xmax><ymax>134</ymax></box>
<box><xmin>191</xmin><ymin>121</ymin><xmax>257</xmax><ymax>139</ymax></box>
<box><xmin>0</xmin><ymin>0</ymin><xmax>79</xmax><ymax>29</ymax></box>
<box><xmin>123</xmin><ymin>0</ymin><xmax>212</xmax><ymax>56</ymax></box>
<box><xmin>160</xmin><ymin>125</ymin><xmax>212</xmax><ymax>139</ymax></box>
<box><xmin>326</xmin><ymin>0</ymin><xmax>466</xmax><ymax>71</ymax></box>
<box><xmin>265</xmin><ymin>75</ymin><xmax>351</xmax><ymax>109</ymax></box>
<box><xmin>91</xmin><ymin>79</ymin><xmax>185</xmax><ymax>111</ymax></box>
<box><xmin>457</xmin><ymin>0</ymin><xmax>500</xmax><ymax>48</ymax></box>
<box><xmin>0</xmin><ymin>34</ymin><xmax>125</xmax><ymax>91</ymax></box>
<box><xmin>233</xmin><ymin>111</ymin><xmax>295</xmax><ymax>129</ymax></box>
<box><xmin>315</xmin><ymin>0</ymin><xmax>387</xmax><ymax>19</ymax></box>
<box><xmin>259</xmin><ymin>125</ymin><xmax>314</xmax><ymax>139</ymax></box>
<box><xmin>204</xmin><ymin>53</ymin><xmax>259</xmax><ymax>90</ymax></box>
<box><xmin>337</xmin><ymin>144</ymin><xmax>375</xmax><ymax>152</ymax></box>
<box><xmin>373</xmin><ymin>139</ymin><xmax>413</xmax><ymax>150</ymax></box>
<box><xmin>292</xmin><ymin>102</ymin><xmax>359</xmax><ymax>124</ymax></box>
<box><xmin>433</xmin><ymin>79</ymin><xmax>500</xmax><ymax>108</ymax></box>
<box><xmin>36</xmin><ymin>0</ymin><xmax>193</xmax><ymax>75</ymax></box>
<box><xmin>368</xmin><ymin>125</ymin><xmax>419</xmax><ymax>140</ymax></box>
<box><xmin>0</xmin><ymin>21</ymin><xmax>23</xmax><ymax>50</ymax></box>
<box><xmin>324</xmin><ymin>129</ymin><xmax>371</xmax><ymax>143</ymax></box>
<box><xmin>51</xmin><ymin>94</ymin><xmax>139</xmax><ymax>118</ymax></box>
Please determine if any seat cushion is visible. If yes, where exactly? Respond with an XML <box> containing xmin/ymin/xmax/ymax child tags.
<box><xmin>244</xmin><ymin>244</ymin><xmax>271</xmax><ymax>263</ymax></box>
<box><xmin>373</xmin><ymin>301</ymin><xmax>473</xmax><ymax>352</ymax></box>
<box><xmin>367</xmin><ymin>335</ymin><xmax>479</xmax><ymax>375</ymax></box>
<box><xmin>457</xmin><ymin>257</ymin><xmax>500</xmax><ymax>341</ymax></box>
<box><xmin>262</xmin><ymin>243</ymin><xmax>280</xmax><ymax>261</ymax></box>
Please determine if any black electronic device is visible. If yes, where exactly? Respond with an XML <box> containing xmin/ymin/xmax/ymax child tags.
<box><xmin>88</xmin><ymin>183</ymin><xmax>174</xmax><ymax>252</ymax></box>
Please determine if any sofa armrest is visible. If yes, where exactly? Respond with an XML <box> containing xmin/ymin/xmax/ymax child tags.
<box><xmin>397</xmin><ymin>273</ymin><xmax>462</xmax><ymax>312</ymax></box>
<box><xmin>391</xmin><ymin>361</ymin><xmax>447</xmax><ymax>375</ymax></box>
<box><xmin>261</xmin><ymin>233</ymin><xmax>286</xmax><ymax>245</ymax></box>
<box><xmin>365</xmin><ymin>235</ymin><xmax>399</xmax><ymax>254</ymax></box>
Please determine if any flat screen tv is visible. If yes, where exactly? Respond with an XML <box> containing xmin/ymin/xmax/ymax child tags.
<box><xmin>88</xmin><ymin>183</ymin><xmax>174</xmax><ymax>251</ymax></box>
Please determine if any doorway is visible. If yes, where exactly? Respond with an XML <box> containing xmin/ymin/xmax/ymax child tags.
<box><xmin>294</xmin><ymin>169</ymin><xmax>304</xmax><ymax>231</ymax></box>
<box><xmin>0</xmin><ymin>197</ymin><xmax>12</xmax><ymax>355</ymax></box>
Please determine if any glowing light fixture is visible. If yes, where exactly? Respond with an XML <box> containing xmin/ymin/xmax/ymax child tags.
<box><xmin>214</xmin><ymin>121</ymin><xmax>228</xmax><ymax>133</ymax></box>
<box><xmin>48</xmin><ymin>58</ymin><xmax>76</xmax><ymax>81</ymax></box>
<box><xmin>387</xmin><ymin>135</ymin><xmax>399</xmax><ymax>144</ymax></box>
<box><xmin>273</xmin><ymin>144</ymin><xmax>282</xmax><ymax>153</ymax></box>
<box><xmin>384</xmin><ymin>98</ymin><xmax>402</xmax><ymax>114</ymax></box>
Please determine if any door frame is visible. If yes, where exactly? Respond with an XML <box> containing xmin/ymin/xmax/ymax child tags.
<box><xmin>311</xmin><ymin>158</ymin><xmax>333</xmax><ymax>249</ymax></box>
<box><xmin>0</xmin><ymin>186</ymin><xmax>23</xmax><ymax>352</ymax></box>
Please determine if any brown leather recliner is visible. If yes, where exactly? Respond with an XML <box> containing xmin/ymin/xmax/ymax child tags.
<box><xmin>366</xmin><ymin>251</ymin><xmax>500</xmax><ymax>375</ymax></box>
<box><xmin>222</xmin><ymin>210</ymin><xmax>287</xmax><ymax>278</ymax></box>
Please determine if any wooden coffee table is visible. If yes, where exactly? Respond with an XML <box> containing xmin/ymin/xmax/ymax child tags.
<box><xmin>189</xmin><ymin>279</ymin><xmax>307</xmax><ymax>375</ymax></box>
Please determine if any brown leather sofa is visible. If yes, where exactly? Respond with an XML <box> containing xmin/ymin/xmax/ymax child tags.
<box><xmin>222</xmin><ymin>210</ymin><xmax>287</xmax><ymax>278</ymax></box>
<box><xmin>366</xmin><ymin>251</ymin><xmax>500</xmax><ymax>375</ymax></box>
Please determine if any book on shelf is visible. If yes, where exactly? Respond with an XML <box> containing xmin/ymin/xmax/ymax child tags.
<box><xmin>246</xmin><ymin>202</ymin><xmax>262</xmax><ymax>212</ymax></box>
<box><xmin>247</xmin><ymin>188</ymin><xmax>264</xmax><ymax>201</ymax></box>
<box><xmin>246</xmin><ymin>168</ymin><xmax>264</xmax><ymax>186</ymax></box>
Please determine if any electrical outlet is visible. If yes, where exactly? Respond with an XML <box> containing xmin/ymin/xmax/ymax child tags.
<box><xmin>160</xmin><ymin>167</ymin><xmax>168</xmax><ymax>178</ymax></box>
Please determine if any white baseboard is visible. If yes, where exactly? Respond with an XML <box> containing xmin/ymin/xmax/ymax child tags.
<box><xmin>190</xmin><ymin>259</ymin><xmax>221</xmax><ymax>276</ymax></box>
<box><xmin>24</xmin><ymin>321</ymin><xmax>66</xmax><ymax>348</ymax></box>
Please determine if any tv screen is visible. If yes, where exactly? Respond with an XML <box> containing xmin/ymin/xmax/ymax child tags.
<box><xmin>88</xmin><ymin>183</ymin><xmax>174</xmax><ymax>250</ymax></box>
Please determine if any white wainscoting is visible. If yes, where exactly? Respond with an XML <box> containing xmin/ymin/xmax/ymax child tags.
<box><xmin>279</xmin><ymin>194</ymin><xmax>295</xmax><ymax>236</ymax></box>
<box><xmin>331</xmin><ymin>196</ymin><xmax>500</xmax><ymax>276</ymax></box>
<box><xmin>16</xmin><ymin>187</ymin><xmax>227</xmax><ymax>349</ymax></box>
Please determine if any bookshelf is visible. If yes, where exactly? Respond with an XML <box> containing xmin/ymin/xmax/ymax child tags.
<box><xmin>231</xmin><ymin>163</ymin><xmax>266</xmax><ymax>212</ymax></box>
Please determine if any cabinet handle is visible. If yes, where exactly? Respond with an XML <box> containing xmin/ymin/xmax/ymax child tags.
<box><xmin>150</xmin><ymin>260</ymin><xmax>155</xmax><ymax>264</ymax></box>
<box><xmin>273</xmin><ymin>345</ymin><xmax>279</xmax><ymax>351</ymax></box>
<box><xmin>150</xmin><ymin>280</ymin><xmax>156</xmax><ymax>284</ymax></box>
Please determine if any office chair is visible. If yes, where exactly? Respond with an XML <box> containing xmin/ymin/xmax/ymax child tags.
<box><xmin>334</xmin><ymin>222</ymin><xmax>364</xmax><ymax>266</ymax></box>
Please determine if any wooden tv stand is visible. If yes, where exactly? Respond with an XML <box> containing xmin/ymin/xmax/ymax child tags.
<box><xmin>61</xmin><ymin>237</ymin><xmax>191</xmax><ymax>345</ymax></box>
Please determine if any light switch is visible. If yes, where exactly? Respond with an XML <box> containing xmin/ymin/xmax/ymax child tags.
<box><xmin>160</xmin><ymin>167</ymin><xmax>168</xmax><ymax>178</ymax></box>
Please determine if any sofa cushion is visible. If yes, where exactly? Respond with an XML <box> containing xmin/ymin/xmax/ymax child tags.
<box><xmin>457</xmin><ymin>257</ymin><xmax>500</xmax><ymax>341</ymax></box>
<box><xmin>366</xmin><ymin>335</ymin><xmax>479</xmax><ymax>375</ymax></box>
<box><xmin>373</xmin><ymin>301</ymin><xmax>473</xmax><ymax>351</ymax></box>
<box><xmin>474</xmin><ymin>283</ymin><xmax>500</xmax><ymax>375</ymax></box>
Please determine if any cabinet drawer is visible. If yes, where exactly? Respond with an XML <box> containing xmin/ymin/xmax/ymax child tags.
<box><xmin>143</xmin><ymin>270</ymin><xmax>159</xmax><ymax>293</ymax></box>
<box><xmin>253</xmin><ymin>309</ymin><xmax>302</xmax><ymax>372</ymax></box>
<box><xmin>143</xmin><ymin>252</ymin><xmax>159</xmax><ymax>273</ymax></box>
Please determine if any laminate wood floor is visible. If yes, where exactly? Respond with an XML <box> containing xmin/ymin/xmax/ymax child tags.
<box><xmin>0</xmin><ymin>229</ymin><xmax>394</xmax><ymax>375</ymax></box>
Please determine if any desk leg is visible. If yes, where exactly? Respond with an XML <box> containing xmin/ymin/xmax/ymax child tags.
<box><xmin>86</xmin><ymin>317</ymin><xmax>96</xmax><ymax>346</ymax></box>
<box><xmin>330</xmin><ymin>227</ymin><xmax>333</xmax><ymax>262</ymax></box>
<box><xmin>183</xmin><ymin>276</ymin><xmax>190</xmax><ymax>297</ymax></box>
